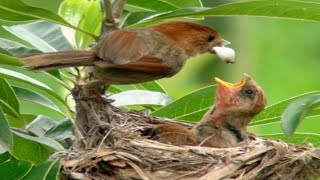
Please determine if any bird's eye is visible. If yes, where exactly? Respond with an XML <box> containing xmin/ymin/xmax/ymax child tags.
<box><xmin>245</xmin><ymin>89</ymin><xmax>253</xmax><ymax>95</ymax></box>
<box><xmin>241</xmin><ymin>87</ymin><xmax>256</xmax><ymax>99</ymax></box>
<box><xmin>208</xmin><ymin>35</ymin><xmax>215</xmax><ymax>42</ymax></box>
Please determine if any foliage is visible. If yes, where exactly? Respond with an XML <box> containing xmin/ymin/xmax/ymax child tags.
<box><xmin>0</xmin><ymin>0</ymin><xmax>319</xmax><ymax>178</ymax></box>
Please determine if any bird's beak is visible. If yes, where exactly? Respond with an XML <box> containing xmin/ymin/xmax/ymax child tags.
<box><xmin>214</xmin><ymin>75</ymin><xmax>248</xmax><ymax>94</ymax></box>
<box><xmin>210</xmin><ymin>38</ymin><xmax>236</xmax><ymax>64</ymax></box>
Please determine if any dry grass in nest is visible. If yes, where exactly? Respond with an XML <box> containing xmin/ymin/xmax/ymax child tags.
<box><xmin>57</xmin><ymin>86</ymin><xmax>320</xmax><ymax>179</ymax></box>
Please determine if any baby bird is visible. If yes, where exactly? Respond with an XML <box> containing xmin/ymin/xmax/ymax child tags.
<box><xmin>192</xmin><ymin>74</ymin><xmax>266</xmax><ymax>147</ymax></box>
<box><xmin>146</xmin><ymin>74</ymin><xmax>266</xmax><ymax>148</ymax></box>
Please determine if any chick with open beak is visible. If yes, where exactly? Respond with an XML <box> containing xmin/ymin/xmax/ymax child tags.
<box><xmin>192</xmin><ymin>74</ymin><xmax>266</xmax><ymax>148</ymax></box>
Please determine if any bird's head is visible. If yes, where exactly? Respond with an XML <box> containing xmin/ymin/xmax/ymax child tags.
<box><xmin>214</xmin><ymin>74</ymin><xmax>266</xmax><ymax>116</ymax></box>
<box><xmin>153</xmin><ymin>21</ymin><xmax>236</xmax><ymax>63</ymax></box>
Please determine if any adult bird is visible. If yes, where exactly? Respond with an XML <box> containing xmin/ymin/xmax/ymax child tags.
<box><xmin>22</xmin><ymin>21</ymin><xmax>235</xmax><ymax>89</ymax></box>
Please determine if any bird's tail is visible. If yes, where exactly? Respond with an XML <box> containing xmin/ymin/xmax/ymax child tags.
<box><xmin>21</xmin><ymin>50</ymin><xmax>97</xmax><ymax>71</ymax></box>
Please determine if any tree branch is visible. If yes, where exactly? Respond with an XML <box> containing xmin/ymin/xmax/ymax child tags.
<box><xmin>100</xmin><ymin>0</ymin><xmax>126</xmax><ymax>39</ymax></box>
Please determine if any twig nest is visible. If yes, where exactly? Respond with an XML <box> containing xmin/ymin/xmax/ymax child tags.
<box><xmin>58</xmin><ymin>86</ymin><xmax>320</xmax><ymax>179</ymax></box>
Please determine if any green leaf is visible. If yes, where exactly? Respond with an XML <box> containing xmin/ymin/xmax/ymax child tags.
<box><xmin>0</xmin><ymin>152</ymin><xmax>11</xmax><ymax>165</ymax></box>
<box><xmin>59</xmin><ymin>0</ymin><xmax>102</xmax><ymax>49</ymax></box>
<box><xmin>11</xmin><ymin>131</ymin><xmax>62</xmax><ymax>164</ymax></box>
<box><xmin>26</xmin><ymin>116</ymin><xmax>56</xmax><ymax>137</ymax></box>
<box><xmin>112</xmin><ymin>81</ymin><xmax>166</xmax><ymax>94</ymax></box>
<box><xmin>22</xmin><ymin>0</ymin><xmax>64</xmax><ymax>12</ymax></box>
<box><xmin>151</xmin><ymin>85</ymin><xmax>216</xmax><ymax>122</ymax></box>
<box><xmin>163</xmin><ymin>0</ymin><xmax>202</xmax><ymax>8</ymax></box>
<box><xmin>13</xmin><ymin>87</ymin><xmax>57</xmax><ymax>110</ymax></box>
<box><xmin>45</xmin><ymin>118</ymin><xmax>74</xmax><ymax>141</ymax></box>
<box><xmin>13</xmin><ymin>130</ymin><xmax>64</xmax><ymax>151</ymax></box>
<box><xmin>129</xmin><ymin>1</ymin><xmax>320</xmax><ymax>27</ymax></box>
<box><xmin>0</xmin><ymin>78</ymin><xmax>20</xmax><ymax>118</ymax></box>
<box><xmin>281</xmin><ymin>94</ymin><xmax>320</xmax><ymax>136</ymax></box>
<box><xmin>6</xmin><ymin>114</ymin><xmax>36</xmax><ymax>129</ymax></box>
<box><xmin>19</xmin><ymin>99</ymin><xmax>67</xmax><ymax>120</ymax></box>
<box><xmin>126</xmin><ymin>0</ymin><xmax>178</xmax><ymax>12</ymax></box>
<box><xmin>0</xmin><ymin>160</ymin><xmax>32</xmax><ymax>180</ymax></box>
<box><xmin>0</xmin><ymin>108</ymin><xmax>13</xmax><ymax>152</ymax></box>
<box><xmin>110</xmin><ymin>90</ymin><xmax>173</xmax><ymax>107</ymax></box>
<box><xmin>4</xmin><ymin>20</ymin><xmax>73</xmax><ymax>52</ymax></box>
<box><xmin>0</xmin><ymin>39</ymin><xmax>40</xmax><ymax>56</ymax></box>
<box><xmin>0</xmin><ymin>65</ymin><xmax>71</xmax><ymax>118</ymax></box>
<box><xmin>21</xmin><ymin>159</ymin><xmax>61</xmax><ymax>180</ymax></box>
<box><xmin>0</xmin><ymin>54</ymin><xmax>24</xmax><ymax>66</ymax></box>
<box><xmin>251</xmin><ymin>92</ymin><xmax>320</xmax><ymax>126</ymax></box>
<box><xmin>260</xmin><ymin>133</ymin><xmax>320</xmax><ymax>147</ymax></box>
<box><xmin>0</xmin><ymin>0</ymin><xmax>96</xmax><ymax>38</ymax></box>
<box><xmin>0</xmin><ymin>26</ymin><xmax>32</xmax><ymax>47</ymax></box>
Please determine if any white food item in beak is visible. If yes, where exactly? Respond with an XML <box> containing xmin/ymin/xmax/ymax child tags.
<box><xmin>212</xmin><ymin>46</ymin><xmax>236</xmax><ymax>64</ymax></box>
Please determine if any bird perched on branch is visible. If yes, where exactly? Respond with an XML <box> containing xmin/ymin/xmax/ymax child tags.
<box><xmin>146</xmin><ymin>75</ymin><xmax>266</xmax><ymax>148</ymax></box>
<box><xmin>22</xmin><ymin>21</ymin><xmax>235</xmax><ymax>89</ymax></box>
<box><xmin>192</xmin><ymin>74</ymin><xmax>266</xmax><ymax>147</ymax></box>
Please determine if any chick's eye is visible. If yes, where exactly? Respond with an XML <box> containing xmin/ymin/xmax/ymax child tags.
<box><xmin>241</xmin><ymin>87</ymin><xmax>256</xmax><ymax>99</ymax></box>
<box><xmin>245</xmin><ymin>89</ymin><xmax>253</xmax><ymax>95</ymax></box>
<box><xmin>208</xmin><ymin>35</ymin><xmax>215</xmax><ymax>42</ymax></box>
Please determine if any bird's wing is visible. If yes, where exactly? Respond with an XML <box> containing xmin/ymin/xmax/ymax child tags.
<box><xmin>96</xmin><ymin>30</ymin><xmax>172</xmax><ymax>74</ymax></box>
<box><xmin>94</xmin><ymin>56</ymin><xmax>172</xmax><ymax>74</ymax></box>
<box><xmin>98</xmin><ymin>30</ymin><xmax>147</xmax><ymax>64</ymax></box>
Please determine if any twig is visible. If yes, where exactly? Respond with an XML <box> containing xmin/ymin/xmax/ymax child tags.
<box><xmin>100</xmin><ymin>0</ymin><xmax>126</xmax><ymax>38</ymax></box>
<box><xmin>97</xmin><ymin>127</ymin><xmax>115</xmax><ymax>152</ymax></box>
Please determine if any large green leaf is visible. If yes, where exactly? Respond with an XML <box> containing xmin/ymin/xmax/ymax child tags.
<box><xmin>112</xmin><ymin>81</ymin><xmax>166</xmax><ymax>94</ymax></box>
<box><xmin>164</xmin><ymin>0</ymin><xmax>202</xmax><ymax>8</ymax></box>
<box><xmin>0</xmin><ymin>39</ymin><xmax>40</xmax><ymax>56</ymax></box>
<box><xmin>251</xmin><ymin>92</ymin><xmax>320</xmax><ymax>126</ymax></box>
<box><xmin>26</xmin><ymin>116</ymin><xmax>56</xmax><ymax>137</ymax></box>
<box><xmin>59</xmin><ymin>0</ymin><xmax>102</xmax><ymax>49</ymax></box>
<box><xmin>0</xmin><ymin>54</ymin><xmax>24</xmax><ymax>66</ymax></box>
<box><xmin>13</xmin><ymin>87</ymin><xmax>57</xmax><ymax>110</ymax></box>
<box><xmin>261</xmin><ymin>133</ymin><xmax>320</xmax><ymax>147</ymax></box>
<box><xmin>151</xmin><ymin>85</ymin><xmax>216</xmax><ymax>122</ymax></box>
<box><xmin>11</xmin><ymin>131</ymin><xmax>62</xmax><ymax>164</ymax></box>
<box><xmin>22</xmin><ymin>0</ymin><xmax>65</xmax><ymax>12</ymax></box>
<box><xmin>0</xmin><ymin>160</ymin><xmax>32</xmax><ymax>180</ymax></box>
<box><xmin>0</xmin><ymin>108</ymin><xmax>13</xmax><ymax>152</ymax></box>
<box><xmin>0</xmin><ymin>65</ymin><xmax>71</xmax><ymax>118</ymax></box>
<box><xmin>129</xmin><ymin>0</ymin><xmax>320</xmax><ymax>27</ymax></box>
<box><xmin>4</xmin><ymin>20</ymin><xmax>73</xmax><ymax>52</ymax></box>
<box><xmin>110</xmin><ymin>90</ymin><xmax>173</xmax><ymax>107</ymax></box>
<box><xmin>125</xmin><ymin>0</ymin><xmax>178</xmax><ymax>12</ymax></box>
<box><xmin>19</xmin><ymin>99</ymin><xmax>67</xmax><ymax>120</ymax></box>
<box><xmin>125</xmin><ymin>0</ymin><xmax>202</xmax><ymax>12</ymax></box>
<box><xmin>0</xmin><ymin>78</ymin><xmax>20</xmax><ymax>118</ymax></box>
<box><xmin>0</xmin><ymin>26</ymin><xmax>32</xmax><ymax>47</ymax></box>
<box><xmin>0</xmin><ymin>152</ymin><xmax>11</xmax><ymax>165</ymax></box>
<box><xmin>281</xmin><ymin>94</ymin><xmax>320</xmax><ymax>136</ymax></box>
<box><xmin>44</xmin><ymin>118</ymin><xmax>74</xmax><ymax>141</ymax></box>
<box><xmin>13</xmin><ymin>131</ymin><xmax>64</xmax><ymax>151</ymax></box>
<box><xmin>0</xmin><ymin>0</ymin><xmax>96</xmax><ymax>38</ymax></box>
<box><xmin>21</xmin><ymin>159</ymin><xmax>61</xmax><ymax>180</ymax></box>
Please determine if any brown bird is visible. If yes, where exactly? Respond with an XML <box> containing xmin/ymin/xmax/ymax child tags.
<box><xmin>192</xmin><ymin>74</ymin><xmax>266</xmax><ymax>147</ymax></box>
<box><xmin>144</xmin><ymin>75</ymin><xmax>266</xmax><ymax>147</ymax></box>
<box><xmin>143</xmin><ymin>122</ymin><xmax>197</xmax><ymax>146</ymax></box>
<box><xmin>22</xmin><ymin>21</ymin><xmax>235</xmax><ymax>89</ymax></box>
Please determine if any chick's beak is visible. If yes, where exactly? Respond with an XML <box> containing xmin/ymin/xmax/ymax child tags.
<box><xmin>215</xmin><ymin>77</ymin><xmax>246</xmax><ymax>95</ymax></box>
<box><xmin>210</xmin><ymin>38</ymin><xmax>236</xmax><ymax>64</ymax></box>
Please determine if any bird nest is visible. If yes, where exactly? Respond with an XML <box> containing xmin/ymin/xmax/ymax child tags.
<box><xmin>58</xmin><ymin>86</ymin><xmax>320</xmax><ymax>180</ymax></box>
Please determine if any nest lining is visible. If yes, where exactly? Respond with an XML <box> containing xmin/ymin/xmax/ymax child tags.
<box><xmin>57</xmin><ymin>87</ymin><xmax>320</xmax><ymax>180</ymax></box>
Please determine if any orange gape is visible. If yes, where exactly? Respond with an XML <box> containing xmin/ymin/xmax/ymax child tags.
<box><xmin>22</xmin><ymin>21</ymin><xmax>235</xmax><ymax>88</ymax></box>
<box><xmin>146</xmin><ymin>75</ymin><xmax>266</xmax><ymax>148</ymax></box>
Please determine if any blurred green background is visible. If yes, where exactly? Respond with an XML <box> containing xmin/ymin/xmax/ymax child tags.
<box><xmin>159</xmin><ymin>1</ymin><xmax>320</xmax><ymax>135</ymax></box>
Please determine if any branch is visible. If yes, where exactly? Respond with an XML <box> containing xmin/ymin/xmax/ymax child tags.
<box><xmin>100</xmin><ymin>0</ymin><xmax>126</xmax><ymax>38</ymax></box>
